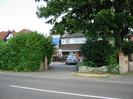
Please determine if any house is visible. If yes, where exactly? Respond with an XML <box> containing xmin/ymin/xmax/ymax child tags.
<box><xmin>0</xmin><ymin>29</ymin><xmax>32</xmax><ymax>42</ymax></box>
<box><xmin>18</xmin><ymin>29</ymin><xmax>32</xmax><ymax>33</ymax></box>
<box><xmin>59</xmin><ymin>33</ymin><xmax>86</xmax><ymax>59</ymax></box>
<box><xmin>0</xmin><ymin>30</ymin><xmax>16</xmax><ymax>41</ymax></box>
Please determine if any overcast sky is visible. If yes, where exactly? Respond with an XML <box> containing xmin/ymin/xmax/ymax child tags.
<box><xmin>0</xmin><ymin>0</ymin><xmax>52</xmax><ymax>35</ymax></box>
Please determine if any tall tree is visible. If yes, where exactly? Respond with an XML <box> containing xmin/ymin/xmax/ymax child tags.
<box><xmin>36</xmin><ymin>0</ymin><xmax>133</xmax><ymax>49</ymax></box>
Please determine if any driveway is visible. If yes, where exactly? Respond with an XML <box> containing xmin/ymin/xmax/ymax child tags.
<box><xmin>41</xmin><ymin>62</ymin><xmax>77</xmax><ymax>78</ymax></box>
<box><xmin>49</xmin><ymin>62</ymin><xmax>77</xmax><ymax>73</ymax></box>
<box><xmin>0</xmin><ymin>62</ymin><xmax>77</xmax><ymax>79</ymax></box>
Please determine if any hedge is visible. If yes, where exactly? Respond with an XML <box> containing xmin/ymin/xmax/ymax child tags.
<box><xmin>80</xmin><ymin>39</ymin><xmax>115</xmax><ymax>67</ymax></box>
<box><xmin>0</xmin><ymin>32</ymin><xmax>54</xmax><ymax>71</ymax></box>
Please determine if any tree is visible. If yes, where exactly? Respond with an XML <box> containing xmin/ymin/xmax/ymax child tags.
<box><xmin>36</xmin><ymin>0</ymin><xmax>133</xmax><ymax>49</ymax></box>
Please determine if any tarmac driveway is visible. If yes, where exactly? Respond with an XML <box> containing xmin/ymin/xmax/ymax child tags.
<box><xmin>49</xmin><ymin>62</ymin><xmax>77</xmax><ymax>72</ymax></box>
<box><xmin>45</xmin><ymin>62</ymin><xmax>77</xmax><ymax>78</ymax></box>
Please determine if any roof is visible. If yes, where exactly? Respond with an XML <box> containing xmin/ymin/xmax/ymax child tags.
<box><xmin>0</xmin><ymin>31</ymin><xmax>8</xmax><ymax>40</ymax></box>
<box><xmin>11</xmin><ymin>30</ymin><xmax>17</xmax><ymax>36</ymax></box>
<box><xmin>0</xmin><ymin>29</ymin><xmax>32</xmax><ymax>41</ymax></box>
<box><xmin>62</xmin><ymin>33</ymin><xmax>85</xmax><ymax>38</ymax></box>
<box><xmin>0</xmin><ymin>31</ymin><xmax>16</xmax><ymax>41</ymax></box>
<box><xmin>18</xmin><ymin>29</ymin><xmax>32</xmax><ymax>33</ymax></box>
<box><xmin>60</xmin><ymin>44</ymin><xmax>81</xmax><ymax>51</ymax></box>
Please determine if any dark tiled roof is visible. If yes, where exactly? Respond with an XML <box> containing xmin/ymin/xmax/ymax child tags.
<box><xmin>62</xmin><ymin>33</ymin><xmax>85</xmax><ymax>38</ymax></box>
<box><xmin>60</xmin><ymin>44</ymin><xmax>81</xmax><ymax>51</ymax></box>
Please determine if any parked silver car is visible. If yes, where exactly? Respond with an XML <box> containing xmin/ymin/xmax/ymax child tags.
<box><xmin>66</xmin><ymin>55</ymin><xmax>79</xmax><ymax>64</ymax></box>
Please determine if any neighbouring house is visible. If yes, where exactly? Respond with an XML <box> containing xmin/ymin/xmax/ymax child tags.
<box><xmin>0</xmin><ymin>30</ymin><xmax>16</xmax><ymax>41</ymax></box>
<box><xmin>18</xmin><ymin>29</ymin><xmax>32</xmax><ymax>33</ymax></box>
<box><xmin>0</xmin><ymin>29</ymin><xmax>32</xmax><ymax>42</ymax></box>
<box><xmin>59</xmin><ymin>33</ymin><xmax>86</xmax><ymax>61</ymax></box>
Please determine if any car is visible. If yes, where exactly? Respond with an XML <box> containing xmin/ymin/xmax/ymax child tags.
<box><xmin>66</xmin><ymin>55</ymin><xmax>79</xmax><ymax>65</ymax></box>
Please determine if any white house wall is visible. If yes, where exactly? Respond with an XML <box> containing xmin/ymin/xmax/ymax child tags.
<box><xmin>62</xmin><ymin>37</ymin><xmax>86</xmax><ymax>44</ymax></box>
<box><xmin>6</xmin><ymin>33</ymin><xmax>13</xmax><ymax>40</ymax></box>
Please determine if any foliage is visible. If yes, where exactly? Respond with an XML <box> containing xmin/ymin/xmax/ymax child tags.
<box><xmin>121</xmin><ymin>41</ymin><xmax>133</xmax><ymax>55</ymax></box>
<box><xmin>0</xmin><ymin>32</ymin><xmax>54</xmax><ymax>72</ymax></box>
<box><xmin>80</xmin><ymin>38</ymin><xmax>119</xmax><ymax>73</ymax></box>
<box><xmin>0</xmin><ymin>40</ymin><xmax>4</xmax><ymax>45</ymax></box>
<box><xmin>36</xmin><ymin>0</ymin><xmax>133</xmax><ymax>73</ymax></box>
<box><xmin>106</xmin><ymin>50</ymin><xmax>119</xmax><ymax>73</ymax></box>
<box><xmin>36</xmin><ymin>0</ymin><xmax>133</xmax><ymax>49</ymax></box>
<box><xmin>83</xmin><ymin>60</ymin><xmax>95</xmax><ymax>67</ymax></box>
<box><xmin>80</xmin><ymin>39</ymin><xmax>114</xmax><ymax>67</ymax></box>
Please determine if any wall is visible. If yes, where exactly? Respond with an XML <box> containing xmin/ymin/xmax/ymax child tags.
<box><xmin>61</xmin><ymin>37</ymin><xmax>86</xmax><ymax>44</ymax></box>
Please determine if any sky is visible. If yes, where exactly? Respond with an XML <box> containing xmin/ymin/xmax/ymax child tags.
<box><xmin>0</xmin><ymin>0</ymin><xmax>52</xmax><ymax>35</ymax></box>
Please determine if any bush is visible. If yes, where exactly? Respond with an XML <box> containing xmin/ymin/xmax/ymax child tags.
<box><xmin>81</xmin><ymin>39</ymin><xmax>114</xmax><ymax>67</ymax></box>
<box><xmin>121</xmin><ymin>41</ymin><xmax>133</xmax><ymax>55</ymax></box>
<box><xmin>106</xmin><ymin>50</ymin><xmax>119</xmax><ymax>73</ymax></box>
<box><xmin>0</xmin><ymin>32</ymin><xmax>54</xmax><ymax>71</ymax></box>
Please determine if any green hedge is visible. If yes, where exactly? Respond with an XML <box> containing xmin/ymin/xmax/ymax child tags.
<box><xmin>80</xmin><ymin>39</ymin><xmax>114</xmax><ymax>67</ymax></box>
<box><xmin>0</xmin><ymin>32</ymin><xmax>54</xmax><ymax>71</ymax></box>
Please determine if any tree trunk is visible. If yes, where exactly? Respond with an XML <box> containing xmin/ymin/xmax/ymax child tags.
<box><xmin>114</xmin><ymin>32</ymin><xmax>122</xmax><ymax>50</ymax></box>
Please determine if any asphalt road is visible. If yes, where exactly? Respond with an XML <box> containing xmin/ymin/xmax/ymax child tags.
<box><xmin>0</xmin><ymin>63</ymin><xmax>133</xmax><ymax>99</ymax></box>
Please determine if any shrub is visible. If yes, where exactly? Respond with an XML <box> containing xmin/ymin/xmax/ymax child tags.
<box><xmin>80</xmin><ymin>39</ymin><xmax>114</xmax><ymax>67</ymax></box>
<box><xmin>0</xmin><ymin>32</ymin><xmax>54</xmax><ymax>71</ymax></box>
<box><xmin>121</xmin><ymin>41</ymin><xmax>133</xmax><ymax>55</ymax></box>
<box><xmin>106</xmin><ymin>50</ymin><xmax>119</xmax><ymax>73</ymax></box>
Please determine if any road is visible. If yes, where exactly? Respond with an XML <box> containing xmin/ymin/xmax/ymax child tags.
<box><xmin>0</xmin><ymin>62</ymin><xmax>133</xmax><ymax>99</ymax></box>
